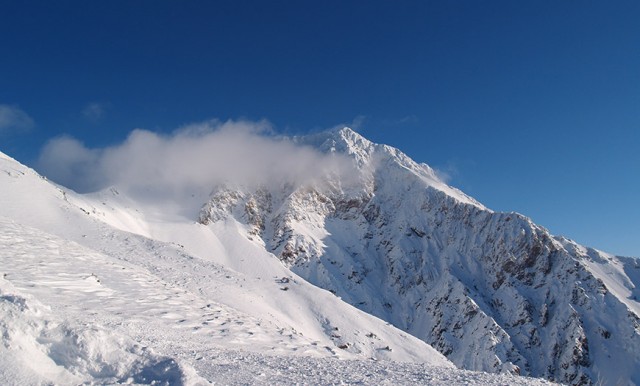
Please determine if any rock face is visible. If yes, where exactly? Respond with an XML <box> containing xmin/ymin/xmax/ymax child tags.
<box><xmin>198</xmin><ymin>128</ymin><xmax>640</xmax><ymax>385</ymax></box>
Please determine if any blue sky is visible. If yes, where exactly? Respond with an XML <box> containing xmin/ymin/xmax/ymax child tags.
<box><xmin>1</xmin><ymin>1</ymin><xmax>638</xmax><ymax>257</ymax></box>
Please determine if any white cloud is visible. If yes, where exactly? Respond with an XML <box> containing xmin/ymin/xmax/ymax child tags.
<box><xmin>0</xmin><ymin>105</ymin><xmax>34</xmax><ymax>134</ymax></box>
<box><xmin>38</xmin><ymin>136</ymin><xmax>102</xmax><ymax>192</ymax></box>
<box><xmin>38</xmin><ymin>120</ymin><xmax>354</xmax><ymax>203</ymax></box>
<box><xmin>82</xmin><ymin>102</ymin><xmax>106</xmax><ymax>122</ymax></box>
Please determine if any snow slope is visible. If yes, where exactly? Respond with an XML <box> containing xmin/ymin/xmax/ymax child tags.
<box><xmin>0</xmin><ymin>150</ymin><xmax>557</xmax><ymax>384</ymax></box>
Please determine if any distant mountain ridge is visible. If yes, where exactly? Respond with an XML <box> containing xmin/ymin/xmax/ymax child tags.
<box><xmin>199</xmin><ymin>127</ymin><xmax>640</xmax><ymax>385</ymax></box>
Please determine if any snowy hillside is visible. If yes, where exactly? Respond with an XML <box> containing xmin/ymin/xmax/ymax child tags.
<box><xmin>0</xmin><ymin>148</ymin><xmax>558</xmax><ymax>384</ymax></box>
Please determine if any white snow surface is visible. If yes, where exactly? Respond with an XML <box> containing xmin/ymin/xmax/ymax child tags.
<box><xmin>0</xmin><ymin>144</ymin><xmax>559</xmax><ymax>385</ymax></box>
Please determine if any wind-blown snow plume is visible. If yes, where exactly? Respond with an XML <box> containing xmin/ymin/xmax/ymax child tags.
<box><xmin>38</xmin><ymin>120</ymin><xmax>354</xmax><ymax>198</ymax></box>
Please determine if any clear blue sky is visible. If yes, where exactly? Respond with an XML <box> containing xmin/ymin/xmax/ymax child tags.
<box><xmin>1</xmin><ymin>1</ymin><xmax>638</xmax><ymax>257</ymax></box>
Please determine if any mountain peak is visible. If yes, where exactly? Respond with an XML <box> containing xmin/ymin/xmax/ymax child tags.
<box><xmin>294</xmin><ymin>127</ymin><xmax>375</xmax><ymax>170</ymax></box>
<box><xmin>329</xmin><ymin>126</ymin><xmax>364</xmax><ymax>141</ymax></box>
<box><xmin>304</xmin><ymin>126</ymin><xmax>371</xmax><ymax>151</ymax></box>
<box><xmin>293</xmin><ymin>127</ymin><xmax>486</xmax><ymax>209</ymax></box>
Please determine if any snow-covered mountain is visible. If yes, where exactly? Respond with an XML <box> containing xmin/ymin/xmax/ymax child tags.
<box><xmin>0</xmin><ymin>127</ymin><xmax>637</xmax><ymax>385</ymax></box>
<box><xmin>196</xmin><ymin>128</ymin><xmax>640</xmax><ymax>385</ymax></box>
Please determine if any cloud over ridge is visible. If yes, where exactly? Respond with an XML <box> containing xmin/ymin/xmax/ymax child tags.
<box><xmin>38</xmin><ymin>119</ymin><xmax>352</xmax><ymax>199</ymax></box>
